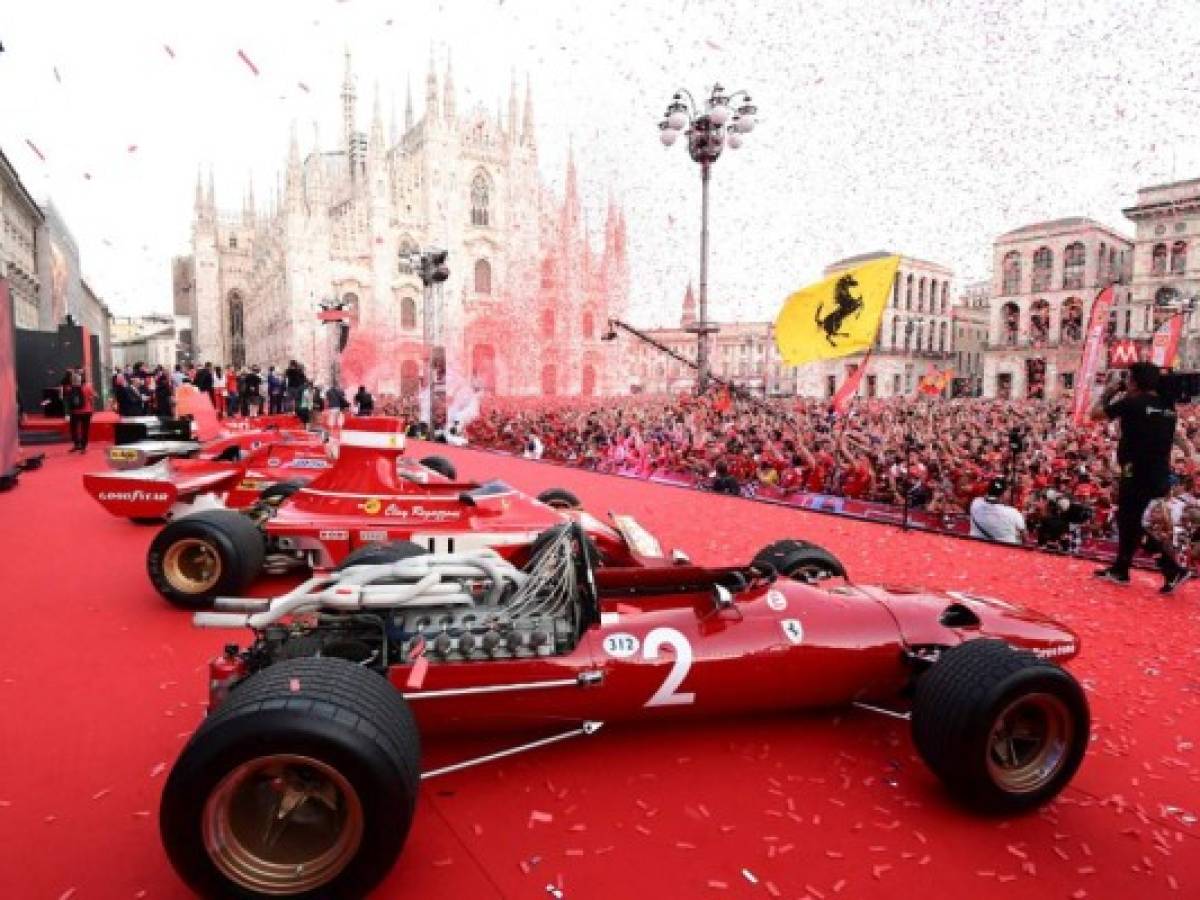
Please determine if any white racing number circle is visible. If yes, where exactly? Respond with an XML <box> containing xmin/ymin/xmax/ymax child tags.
<box><xmin>602</xmin><ymin>633</ymin><xmax>640</xmax><ymax>658</ymax></box>
<box><xmin>766</xmin><ymin>589</ymin><xmax>788</xmax><ymax>612</ymax></box>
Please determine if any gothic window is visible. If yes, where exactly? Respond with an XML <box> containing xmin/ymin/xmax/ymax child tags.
<box><xmin>1062</xmin><ymin>242</ymin><xmax>1085</xmax><ymax>289</ymax></box>
<box><xmin>229</xmin><ymin>235</ymin><xmax>238</xmax><ymax>250</ymax></box>
<box><xmin>1152</xmin><ymin>243</ymin><xmax>1168</xmax><ymax>276</ymax></box>
<box><xmin>470</xmin><ymin>172</ymin><xmax>491</xmax><ymax>227</ymax></box>
<box><xmin>398</xmin><ymin>238</ymin><xmax>417</xmax><ymax>274</ymax></box>
<box><xmin>1171</xmin><ymin>241</ymin><xmax>1187</xmax><ymax>274</ymax></box>
<box><xmin>474</xmin><ymin>259</ymin><xmax>492</xmax><ymax>294</ymax></box>
<box><xmin>1031</xmin><ymin>247</ymin><xmax>1053</xmax><ymax>291</ymax></box>
<box><xmin>1002</xmin><ymin>251</ymin><xmax>1021</xmax><ymax>295</ymax></box>
<box><xmin>228</xmin><ymin>291</ymin><xmax>245</xmax><ymax>368</ymax></box>
<box><xmin>400</xmin><ymin>297</ymin><xmax>416</xmax><ymax>329</ymax></box>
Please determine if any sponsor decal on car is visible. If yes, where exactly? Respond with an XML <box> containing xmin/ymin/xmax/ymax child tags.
<box><xmin>1032</xmin><ymin>643</ymin><xmax>1076</xmax><ymax>659</ymax></box>
<box><xmin>287</xmin><ymin>458</ymin><xmax>329</xmax><ymax>469</ymax></box>
<box><xmin>108</xmin><ymin>448</ymin><xmax>140</xmax><ymax>461</ymax></box>
<box><xmin>267</xmin><ymin>457</ymin><xmax>282</xmax><ymax>467</ymax></box>
<box><xmin>780</xmin><ymin>619</ymin><xmax>804</xmax><ymax>645</ymax></box>
<box><xmin>98</xmin><ymin>489</ymin><xmax>171</xmax><ymax>502</ymax></box>
<box><xmin>319</xmin><ymin>530</ymin><xmax>350</xmax><ymax>541</ymax></box>
<box><xmin>361</xmin><ymin>498</ymin><xmax>383</xmax><ymax>515</ymax></box>
<box><xmin>766</xmin><ymin>589</ymin><xmax>788</xmax><ymax>611</ymax></box>
<box><xmin>382</xmin><ymin>504</ymin><xmax>461</xmax><ymax>522</ymax></box>
<box><xmin>359</xmin><ymin>530</ymin><xmax>388</xmax><ymax>542</ymax></box>
<box><xmin>602</xmin><ymin>633</ymin><xmax>640</xmax><ymax>658</ymax></box>
<box><xmin>237</xmin><ymin>480</ymin><xmax>267</xmax><ymax>491</ymax></box>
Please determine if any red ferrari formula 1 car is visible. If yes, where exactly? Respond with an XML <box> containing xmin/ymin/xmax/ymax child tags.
<box><xmin>160</xmin><ymin>524</ymin><xmax>1089</xmax><ymax>899</ymax></box>
<box><xmin>84</xmin><ymin>427</ymin><xmax>332</xmax><ymax>523</ymax></box>
<box><xmin>143</xmin><ymin>418</ymin><xmax>716</xmax><ymax>608</ymax></box>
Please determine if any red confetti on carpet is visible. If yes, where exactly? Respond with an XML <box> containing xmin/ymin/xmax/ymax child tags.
<box><xmin>0</xmin><ymin>442</ymin><xmax>1196</xmax><ymax>898</ymax></box>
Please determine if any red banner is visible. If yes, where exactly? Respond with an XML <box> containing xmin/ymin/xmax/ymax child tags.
<box><xmin>0</xmin><ymin>279</ymin><xmax>18</xmax><ymax>478</ymax></box>
<box><xmin>832</xmin><ymin>352</ymin><xmax>870</xmax><ymax>414</ymax></box>
<box><xmin>1071</xmin><ymin>284</ymin><xmax>1115</xmax><ymax>424</ymax></box>
<box><xmin>1150</xmin><ymin>313</ymin><xmax>1184</xmax><ymax>368</ymax></box>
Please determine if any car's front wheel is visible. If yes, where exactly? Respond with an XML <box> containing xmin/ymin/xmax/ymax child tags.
<box><xmin>160</xmin><ymin>658</ymin><xmax>420</xmax><ymax>899</ymax></box>
<box><xmin>147</xmin><ymin>510</ymin><xmax>265</xmax><ymax>608</ymax></box>
<box><xmin>752</xmin><ymin>539</ymin><xmax>846</xmax><ymax>582</ymax></box>
<box><xmin>911</xmin><ymin>639</ymin><xmax>1089</xmax><ymax>813</ymax></box>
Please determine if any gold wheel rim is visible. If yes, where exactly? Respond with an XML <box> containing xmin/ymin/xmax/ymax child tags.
<box><xmin>985</xmin><ymin>692</ymin><xmax>1073</xmax><ymax>794</ymax></box>
<box><xmin>163</xmin><ymin>538</ymin><xmax>223</xmax><ymax>594</ymax></box>
<box><xmin>202</xmin><ymin>753</ymin><xmax>364</xmax><ymax>895</ymax></box>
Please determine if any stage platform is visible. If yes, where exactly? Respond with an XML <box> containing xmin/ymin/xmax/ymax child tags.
<box><xmin>0</xmin><ymin>442</ymin><xmax>1196</xmax><ymax>898</ymax></box>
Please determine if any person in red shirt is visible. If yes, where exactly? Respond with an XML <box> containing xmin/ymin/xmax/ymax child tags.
<box><xmin>64</xmin><ymin>369</ymin><xmax>97</xmax><ymax>453</ymax></box>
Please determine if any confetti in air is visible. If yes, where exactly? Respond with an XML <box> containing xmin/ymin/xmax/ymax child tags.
<box><xmin>163</xmin><ymin>44</ymin><xmax>175</xmax><ymax>59</ymax></box>
<box><xmin>237</xmin><ymin>49</ymin><xmax>260</xmax><ymax>76</ymax></box>
<box><xmin>24</xmin><ymin>139</ymin><xmax>45</xmax><ymax>161</ymax></box>
<box><xmin>298</xmin><ymin>81</ymin><xmax>310</xmax><ymax>93</ymax></box>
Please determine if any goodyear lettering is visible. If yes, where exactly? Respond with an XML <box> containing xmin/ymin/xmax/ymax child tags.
<box><xmin>1032</xmin><ymin>644</ymin><xmax>1076</xmax><ymax>659</ymax></box>
<box><xmin>98</xmin><ymin>490</ymin><xmax>171</xmax><ymax>502</ymax></box>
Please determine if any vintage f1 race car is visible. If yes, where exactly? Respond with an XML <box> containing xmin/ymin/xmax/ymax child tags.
<box><xmin>160</xmin><ymin>524</ymin><xmax>1089</xmax><ymax>899</ymax></box>
<box><xmin>85</xmin><ymin>427</ymin><xmax>331</xmax><ymax>522</ymax></box>
<box><xmin>143</xmin><ymin>418</ymin><xmax>722</xmax><ymax>608</ymax></box>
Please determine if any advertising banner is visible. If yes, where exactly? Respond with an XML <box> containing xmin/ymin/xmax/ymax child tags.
<box><xmin>0</xmin><ymin>279</ymin><xmax>19</xmax><ymax>479</ymax></box>
<box><xmin>1071</xmin><ymin>284</ymin><xmax>1115</xmax><ymax>424</ymax></box>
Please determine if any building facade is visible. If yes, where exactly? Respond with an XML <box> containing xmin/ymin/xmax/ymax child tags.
<box><xmin>981</xmin><ymin>217</ymin><xmax>1132</xmax><ymax>399</ymax></box>
<box><xmin>172</xmin><ymin>255</ymin><xmax>195</xmax><ymax>365</ymax></box>
<box><xmin>1122</xmin><ymin>178</ymin><xmax>1200</xmax><ymax>367</ymax></box>
<box><xmin>0</xmin><ymin>147</ymin><xmax>44</xmax><ymax>329</ymax></box>
<box><xmin>192</xmin><ymin>52</ymin><xmax>628</xmax><ymax>397</ymax></box>
<box><xmin>953</xmin><ymin>280</ymin><xmax>990</xmax><ymax>396</ymax></box>
<box><xmin>35</xmin><ymin>201</ymin><xmax>85</xmax><ymax>333</ymax></box>
<box><xmin>110</xmin><ymin>314</ymin><xmax>177</xmax><ymax>370</ymax></box>
<box><xmin>79</xmin><ymin>279</ymin><xmax>114</xmax><ymax>386</ymax></box>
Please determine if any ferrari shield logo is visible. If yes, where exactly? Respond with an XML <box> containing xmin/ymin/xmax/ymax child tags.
<box><xmin>780</xmin><ymin>619</ymin><xmax>804</xmax><ymax>645</ymax></box>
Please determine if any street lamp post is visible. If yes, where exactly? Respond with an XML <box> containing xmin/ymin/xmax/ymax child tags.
<box><xmin>412</xmin><ymin>249</ymin><xmax>450</xmax><ymax>431</ymax></box>
<box><xmin>658</xmin><ymin>84</ymin><xmax>757</xmax><ymax>394</ymax></box>
<box><xmin>316</xmin><ymin>296</ymin><xmax>353</xmax><ymax>393</ymax></box>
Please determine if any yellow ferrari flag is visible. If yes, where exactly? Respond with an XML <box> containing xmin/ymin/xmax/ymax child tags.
<box><xmin>774</xmin><ymin>254</ymin><xmax>900</xmax><ymax>366</ymax></box>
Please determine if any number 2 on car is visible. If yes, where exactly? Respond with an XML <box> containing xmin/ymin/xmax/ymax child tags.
<box><xmin>601</xmin><ymin>628</ymin><xmax>696</xmax><ymax>707</ymax></box>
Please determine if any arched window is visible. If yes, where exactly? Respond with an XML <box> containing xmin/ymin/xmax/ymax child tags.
<box><xmin>400</xmin><ymin>296</ymin><xmax>416</xmax><ymax>330</ymax></box>
<box><xmin>928</xmin><ymin>279</ymin><xmax>937</xmax><ymax>314</ymax></box>
<box><xmin>1062</xmin><ymin>242</ymin><xmax>1085</xmax><ymax>289</ymax></box>
<box><xmin>1171</xmin><ymin>241</ymin><xmax>1187</xmax><ymax>275</ymax></box>
<box><xmin>1002</xmin><ymin>251</ymin><xmax>1021</xmax><ymax>295</ymax></box>
<box><xmin>582</xmin><ymin>311</ymin><xmax>595</xmax><ymax>339</ymax></box>
<box><xmin>918</xmin><ymin>277</ymin><xmax>926</xmax><ymax>312</ymax></box>
<box><xmin>941</xmin><ymin>282</ymin><xmax>949</xmax><ymax>314</ymax></box>
<box><xmin>474</xmin><ymin>259</ymin><xmax>491</xmax><ymax>294</ymax></box>
<box><xmin>398</xmin><ymin>238</ymin><xmax>416</xmax><ymax>274</ymax></box>
<box><xmin>1152</xmin><ymin>243</ymin><xmax>1168</xmax><ymax>276</ymax></box>
<box><xmin>1001</xmin><ymin>301</ymin><xmax>1020</xmax><ymax>346</ymax></box>
<box><xmin>540</xmin><ymin>309</ymin><xmax>555</xmax><ymax>340</ymax></box>
<box><xmin>1032</xmin><ymin>247</ymin><xmax>1053</xmax><ymax>291</ymax></box>
<box><xmin>470</xmin><ymin>172</ymin><xmax>491</xmax><ymax>227</ymax></box>
<box><xmin>938</xmin><ymin>320</ymin><xmax>947</xmax><ymax>352</ymax></box>
<box><xmin>1030</xmin><ymin>299</ymin><xmax>1050</xmax><ymax>344</ymax></box>
<box><xmin>1060</xmin><ymin>297</ymin><xmax>1083</xmax><ymax>344</ymax></box>
<box><xmin>905</xmin><ymin>274</ymin><xmax>913</xmax><ymax>310</ymax></box>
<box><xmin>890</xmin><ymin>316</ymin><xmax>898</xmax><ymax>348</ymax></box>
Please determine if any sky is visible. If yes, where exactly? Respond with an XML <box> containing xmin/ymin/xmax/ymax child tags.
<box><xmin>1</xmin><ymin>0</ymin><xmax>1199</xmax><ymax>327</ymax></box>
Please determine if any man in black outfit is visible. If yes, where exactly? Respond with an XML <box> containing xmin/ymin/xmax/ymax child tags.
<box><xmin>1091</xmin><ymin>362</ymin><xmax>1190</xmax><ymax>592</ymax></box>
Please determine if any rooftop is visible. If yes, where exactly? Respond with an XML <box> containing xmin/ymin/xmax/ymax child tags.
<box><xmin>997</xmin><ymin>216</ymin><xmax>1130</xmax><ymax>243</ymax></box>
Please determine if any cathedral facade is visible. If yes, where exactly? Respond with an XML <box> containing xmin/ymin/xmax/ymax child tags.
<box><xmin>191</xmin><ymin>52</ymin><xmax>629</xmax><ymax>398</ymax></box>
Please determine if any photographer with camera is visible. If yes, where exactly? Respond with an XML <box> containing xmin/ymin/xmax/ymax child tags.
<box><xmin>1091</xmin><ymin>362</ymin><xmax>1189</xmax><ymax>591</ymax></box>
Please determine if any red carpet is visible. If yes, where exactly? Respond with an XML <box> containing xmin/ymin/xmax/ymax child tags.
<box><xmin>1</xmin><ymin>442</ymin><xmax>1197</xmax><ymax>899</ymax></box>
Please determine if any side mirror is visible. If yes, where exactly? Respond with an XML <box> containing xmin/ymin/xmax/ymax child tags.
<box><xmin>671</xmin><ymin>549</ymin><xmax>691</xmax><ymax>565</ymax></box>
<box><xmin>712</xmin><ymin>584</ymin><xmax>734</xmax><ymax>610</ymax></box>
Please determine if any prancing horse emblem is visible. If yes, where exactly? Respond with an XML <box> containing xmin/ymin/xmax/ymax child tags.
<box><xmin>815</xmin><ymin>274</ymin><xmax>865</xmax><ymax>347</ymax></box>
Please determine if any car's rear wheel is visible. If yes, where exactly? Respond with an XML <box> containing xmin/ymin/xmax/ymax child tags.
<box><xmin>911</xmin><ymin>639</ymin><xmax>1089</xmax><ymax>813</ymax></box>
<box><xmin>148</xmin><ymin>510</ymin><xmax>265</xmax><ymax>609</ymax></box>
<box><xmin>418</xmin><ymin>455</ymin><xmax>456</xmax><ymax>480</ymax></box>
<box><xmin>753</xmin><ymin>539</ymin><xmax>846</xmax><ymax>582</ymax></box>
<box><xmin>335</xmin><ymin>541</ymin><xmax>428</xmax><ymax>571</ymax></box>
<box><xmin>537</xmin><ymin>487</ymin><xmax>582</xmax><ymax>510</ymax></box>
<box><xmin>160</xmin><ymin>658</ymin><xmax>420</xmax><ymax>899</ymax></box>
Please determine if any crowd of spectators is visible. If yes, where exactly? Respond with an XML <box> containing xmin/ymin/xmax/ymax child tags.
<box><xmin>464</xmin><ymin>391</ymin><xmax>1200</xmax><ymax>551</ymax></box>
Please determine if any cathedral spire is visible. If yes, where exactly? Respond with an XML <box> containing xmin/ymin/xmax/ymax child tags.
<box><xmin>507</xmin><ymin>69</ymin><xmax>518</xmax><ymax>140</ymax></box>
<box><xmin>285</xmin><ymin>121</ymin><xmax>303</xmax><ymax>213</ymax></box>
<box><xmin>405</xmin><ymin>74</ymin><xmax>414</xmax><ymax>132</ymax></box>
<box><xmin>389</xmin><ymin>92</ymin><xmax>398</xmax><ymax>145</ymax></box>
<box><xmin>370</xmin><ymin>81</ymin><xmax>384</xmax><ymax>152</ymax></box>
<box><xmin>522</xmin><ymin>73</ymin><xmax>535</xmax><ymax>146</ymax></box>
<box><xmin>342</xmin><ymin>46</ymin><xmax>358</xmax><ymax>179</ymax></box>
<box><xmin>681</xmin><ymin>281</ymin><xmax>697</xmax><ymax>328</ymax></box>
<box><xmin>425</xmin><ymin>49</ymin><xmax>440</xmax><ymax>122</ymax></box>
<box><xmin>207</xmin><ymin>168</ymin><xmax>215</xmax><ymax>208</ymax></box>
<box><xmin>194</xmin><ymin>167</ymin><xmax>205</xmax><ymax>213</ymax></box>
<box><xmin>564</xmin><ymin>135</ymin><xmax>580</xmax><ymax>229</ymax></box>
<box><xmin>245</xmin><ymin>171</ymin><xmax>256</xmax><ymax>222</ymax></box>
<box><xmin>443</xmin><ymin>49</ymin><xmax>456</xmax><ymax>123</ymax></box>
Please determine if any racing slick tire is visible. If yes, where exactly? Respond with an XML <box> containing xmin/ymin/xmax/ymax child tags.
<box><xmin>160</xmin><ymin>657</ymin><xmax>420</xmax><ymax>900</ymax></box>
<box><xmin>537</xmin><ymin>487</ymin><xmax>583</xmax><ymax>510</ymax></box>
<box><xmin>148</xmin><ymin>510</ymin><xmax>266</xmax><ymax>609</ymax></box>
<box><xmin>752</xmin><ymin>539</ymin><xmax>846</xmax><ymax>582</ymax></box>
<box><xmin>911</xmin><ymin>639</ymin><xmax>1089</xmax><ymax>813</ymax></box>
<box><xmin>418</xmin><ymin>455</ymin><xmax>457</xmax><ymax>480</ymax></box>
<box><xmin>258</xmin><ymin>479</ymin><xmax>305</xmax><ymax>505</ymax></box>
<box><xmin>334</xmin><ymin>541</ymin><xmax>428</xmax><ymax>571</ymax></box>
